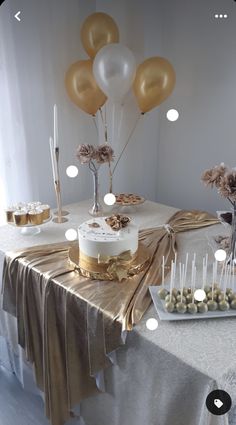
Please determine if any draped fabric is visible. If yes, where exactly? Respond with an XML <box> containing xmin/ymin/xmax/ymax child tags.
<box><xmin>2</xmin><ymin>210</ymin><xmax>219</xmax><ymax>425</ymax></box>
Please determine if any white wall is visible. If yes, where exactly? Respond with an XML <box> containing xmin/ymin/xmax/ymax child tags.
<box><xmin>1</xmin><ymin>0</ymin><xmax>236</xmax><ymax>213</ymax></box>
<box><xmin>156</xmin><ymin>0</ymin><xmax>236</xmax><ymax>213</ymax></box>
<box><xmin>0</xmin><ymin>0</ymin><xmax>96</xmax><ymax>208</ymax></box>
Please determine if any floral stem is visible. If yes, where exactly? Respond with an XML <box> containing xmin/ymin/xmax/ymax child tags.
<box><xmin>108</xmin><ymin>162</ymin><xmax>113</xmax><ymax>193</ymax></box>
<box><xmin>227</xmin><ymin>197</ymin><xmax>234</xmax><ymax>206</ymax></box>
<box><xmin>89</xmin><ymin>160</ymin><xmax>97</xmax><ymax>173</ymax></box>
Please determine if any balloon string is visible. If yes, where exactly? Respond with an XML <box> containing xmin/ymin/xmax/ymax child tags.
<box><xmin>111</xmin><ymin>103</ymin><xmax>116</xmax><ymax>147</ymax></box>
<box><xmin>99</xmin><ymin>108</ymin><xmax>107</xmax><ymax>142</ymax></box>
<box><xmin>92</xmin><ymin>115</ymin><xmax>98</xmax><ymax>136</ymax></box>
<box><xmin>117</xmin><ymin>105</ymin><xmax>124</xmax><ymax>144</ymax></box>
<box><xmin>112</xmin><ymin>114</ymin><xmax>142</xmax><ymax>175</ymax></box>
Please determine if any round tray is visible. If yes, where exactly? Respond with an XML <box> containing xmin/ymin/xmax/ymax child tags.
<box><xmin>115</xmin><ymin>193</ymin><xmax>145</xmax><ymax>206</ymax></box>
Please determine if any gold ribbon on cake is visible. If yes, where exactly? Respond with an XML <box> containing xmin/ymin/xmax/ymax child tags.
<box><xmin>2</xmin><ymin>209</ymin><xmax>220</xmax><ymax>425</ymax></box>
<box><xmin>69</xmin><ymin>246</ymin><xmax>148</xmax><ymax>281</ymax></box>
<box><xmin>98</xmin><ymin>250</ymin><xmax>133</xmax><ymax>281</ymax></box>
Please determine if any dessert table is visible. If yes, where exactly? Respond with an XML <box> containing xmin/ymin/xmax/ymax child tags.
<box><xmin>0</xmin><ymin>200</ymin><xmax>236</xmax><ymax>425</ymax></box>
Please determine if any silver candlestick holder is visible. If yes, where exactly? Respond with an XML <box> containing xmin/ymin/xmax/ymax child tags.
<box><xmin>52</xmin><ymin>147</ymin><xmax>69</xmax><ymax>223</ymax></box>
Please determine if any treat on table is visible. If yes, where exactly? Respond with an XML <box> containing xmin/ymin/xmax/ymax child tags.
<box><xmin>78</xmin><ymin>217</ymin><xmax>138</xmax><ymax>260</ymax></box>
<box><xmin>76</xmin><ymin>217</ymin><xmax>143</xmax><ymax>281</ymax></box>
<box><xmin>13</xmin><ymin>210</ymin><xmax>28</xmax><ymax>226</ymax></box>
<box><xmin>38</xmin><ymin>204</ymin><xmax>50</xmax><ymax>220</ymax></box>
<box><xmin>28</xmin><ymin>209</ymin><xmax>44</xmax><ymax>225</ymax></box>
<box><xmin>115</xmin><ymin>193</ymin><xmax>145</xmax><ymax>205</ymax></box>
<box><xmin>105</xmin><ymin>214</ymin><xmax>130</xmax><ymax>231</ymax></box>
<box><xmin>158</xmin><ymin>252</ymin><xmax>236</xmax><ymax>315</ymax></box>
<box><xmin>220</xmin><ymin>212</ymin><xmax>232</xmax><ymax>225</ymax></box>
<box><xmin>6</xmin><ymin>200</ymin><xmax>51</xmax><ymax>226</ymax></box>
<box><xmin>214</xmin><ymin>235</ymin><xmax>230</xmax><ymax>250</ymax></box>
<box><xmin>5</xmin><ymin>207</ymin><xmax>16</xmax><ymax>223</ymax></box>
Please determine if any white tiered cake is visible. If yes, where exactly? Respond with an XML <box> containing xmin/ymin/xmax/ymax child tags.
<box><xmin>78</xmin><ymin>217</ymin><xmax>138</xmax><ymax>259</ymax></box>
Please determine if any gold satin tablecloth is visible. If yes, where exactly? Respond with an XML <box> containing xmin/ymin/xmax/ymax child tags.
<box><xmin>2</xmin><ymin>210</ymin><xmax>218</xmax><ymax>425</ymax></box>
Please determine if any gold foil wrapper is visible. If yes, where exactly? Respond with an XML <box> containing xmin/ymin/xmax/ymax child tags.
<box><xmin>5</xmin><ymin>209</ymin><xmax>15</xmax><ymax>223</ymax></box>
<box><xmin>40</xmin><ymin>205</ymin><xmax>50</xmax><ymax>220</ymax></box>
<box><xmin>28</xmin><ymin>209</ymin><xmax>44</xmax><ymax>225</ymax></box>
<box><xmin>69</xmin><ymin>243</ymin><xmax>150</xmax><ymax>281</ymax></box>
<box><xmin>13</xmin><ymin>211</ymin><xmax>28</xmax><ymax>226</ymax></box>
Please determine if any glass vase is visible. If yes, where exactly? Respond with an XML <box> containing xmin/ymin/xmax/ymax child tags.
<box><xmin>89</xmin><ymin>169</ymin><xmax>103</xmax><ymax>217</ymax></box>
<box><xmin>230</xmin><ymin>203</ymin><xmax>236</xmax><ymax>260</ymax></box>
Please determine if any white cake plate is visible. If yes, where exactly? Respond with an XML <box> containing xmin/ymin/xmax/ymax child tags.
<box><xmin>9</xmin><ymin>216</ymin><xmax>52</xmax><ymax>236</ymax></box>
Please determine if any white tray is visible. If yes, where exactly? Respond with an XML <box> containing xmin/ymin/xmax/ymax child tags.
<box><xmin>149</xmin><ymin>286</ymin><xmax>236</xmax><ymax>321</ymax></box>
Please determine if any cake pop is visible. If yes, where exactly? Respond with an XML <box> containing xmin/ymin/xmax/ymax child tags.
<box><xmin>165</xmin><ymin>301</ymin><xmax>175</xmax><ymax>313</ymax></box>
<box><xmin>197</xmin><ymin>302</ymin><xmax>208</xmax><ymax>313</ymax></box>
<box><xmin>158</xmin><ymin>256</ymin><xmax>169</xmax><ymax>299</ymax></box>
<box><xmin>164</xmin><ymin>260</ymin><xmax>176</xmax><ymax>312</ymax></box>
<box><xmin>176</xmin><ymin>262</ymin><xmax>187</xmax><ymax>313</ymax></box>
<box><xmin>207</xmin><ymin>262</ymin><xmax>218</xmax><ymax>311</ymax></box>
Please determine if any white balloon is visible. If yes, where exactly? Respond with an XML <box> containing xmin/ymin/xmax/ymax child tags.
<box><xmin>93</xmin><ymin>43</ymin><xmax>136</xmax><ymax>102</ymax></box>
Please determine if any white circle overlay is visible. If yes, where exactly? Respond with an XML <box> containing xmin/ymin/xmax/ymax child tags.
<box><xmin>146</xmin><ymin>318</ymin><xmax>158</xmax><ymax>331</ymax></box>
<box><xmin>194</xmin><ymin>289</ymin><xmax>206</xmax><ymax>302</ymax></box>
<box><xmin>66</xmin><ymin>165</ymin><xmax>78</xmax><ymax>178</ymax></box>
<box><xmin>166</xmin><ymin>109</ymin><xmax>179</xmax><ymax>122</ymax></box>
<box><xmin>104</xmin><ymin>193</ymin><xmax>116</xmax><ymax>206</ymax></box>
<box><xmin>65</xmin><ymin>228</ymin><xmax>77</xmax><ymax>241</ymax></box>
<box><xmin>214</xmin><ymin>249</ymin><xmax>227</xmax><ymax>262</ymax></box>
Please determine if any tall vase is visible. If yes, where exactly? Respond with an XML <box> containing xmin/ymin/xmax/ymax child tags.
<box><xmin>230</xmin><ymin>203</ymin><xmax>236</xmax><ymax>260</ymax></box>
<box><xmin>89</xmin><ymin>169</ymin><xmax>103</xmax><ymax>217</ymax></box>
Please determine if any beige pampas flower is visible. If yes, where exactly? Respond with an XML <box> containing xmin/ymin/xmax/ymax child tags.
<box><xmin>96</xmin><ymin>144</ymin><xmax>114</xmax><ymax>164</ymax></box>
<box><xmin>201</xmin><ymin>163</ymin><xmax>227</xmax><ymax>188</ymax></box>
<box><xmin>219</xmin><ymin>171</ymin><xmax>236</xmax><ymax>201</ymax></box>
<box><xmin>76</xmin><ymin>144</ymin><xmax>97</xmax><ymax>164</ymax></box>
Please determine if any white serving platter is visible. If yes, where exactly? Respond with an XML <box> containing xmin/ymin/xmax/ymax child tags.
<box><xmin>149</xmin><ymin>286</ymin><xmax>236</xmax><ymax>321</ymax></box>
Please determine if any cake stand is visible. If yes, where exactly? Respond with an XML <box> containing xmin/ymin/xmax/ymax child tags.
<box><xmin>9</xmin><ymin>216</ymin><xmax>52</xmax><ymax>236</ymax></box>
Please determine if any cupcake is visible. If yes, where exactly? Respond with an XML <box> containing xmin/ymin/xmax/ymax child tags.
<box><xmin>5</xmin><ymin>207</ymin><xmax>16</xmax><ymax>223</ymax></box>
<box><xmin>38</xmin><ymin>204</ymin><xmax>50</xmax><ymax>221</ymax></box>
<box><xmin>13</xmin><ymin>210</ymin><xmax>28</xmax><ymax>226</ymax></box>
<box><xmin>28</xmin><ymin>209</ymin><xmax>43</xmax><ymax>225</ymax></box>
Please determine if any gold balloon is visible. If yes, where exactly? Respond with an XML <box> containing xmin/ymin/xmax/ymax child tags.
<box><xmin>81</xmin><ymin>12</ymin><xmax>119</xmax><ymax>59</ymax></box>
<box><xmin>133</xmin><ymin>57</ymin><xmax>176</xmax><ymax>113</ymax></box>
<box><xmin>65</xmin><ymin>60</ymin><xmax>107</xmax><ymax>115</ymax></box>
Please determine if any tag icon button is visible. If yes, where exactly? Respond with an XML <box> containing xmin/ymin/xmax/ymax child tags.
<box><xmin>206</xmin><ymin>390</ymin><xmax>231</xmax><ymax>415</ymax></box>
<box><xmin>214</xmin><ymin>399</ymin><xmax>223</xmax><ymax>409</ymax></box>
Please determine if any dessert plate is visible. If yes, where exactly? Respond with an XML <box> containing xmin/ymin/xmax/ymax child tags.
<box><xmin>149</xmin><ymin>286</ymin><xmax>236</xmax><ymax>321</ymax></box>
<box><xmin>115</xmin><ymin>193</ymin><xmax>145</xmax><ymax>206</ymax></box>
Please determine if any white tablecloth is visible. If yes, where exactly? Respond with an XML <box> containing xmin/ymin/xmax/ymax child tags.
<box><xmin>0</xmin><ymin>200</ymin><xmax>235</xmax><ymax>425</ymax></box>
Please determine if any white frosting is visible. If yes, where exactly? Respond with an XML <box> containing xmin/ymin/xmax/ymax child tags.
<box><xmin>78</xmin><ymin>217</ymin><xmax>138</xmax><ymax>258</ymax></box>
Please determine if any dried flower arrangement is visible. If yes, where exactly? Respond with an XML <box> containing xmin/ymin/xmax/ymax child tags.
<box><xmin>76</xmin><ymin>143</ymin><xmax>114</xmax><ymax>216</ymax></box>
<box><xmin>201</xmin><ymin>163</ymin><xmax>236</xmax><ymax>204</ymax></box>
<box><xmin>201</xmin><ymin>163</ymin><xmax>236</xmax><ymax>257</ymax></box>
<box><xmin>76</xmin><ymin>143</ymin><xmax>114</xmax><ymax>170</ymax></box>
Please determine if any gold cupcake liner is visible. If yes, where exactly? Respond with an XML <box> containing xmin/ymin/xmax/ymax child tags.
<box><xmin>5</xmin><ymin>210</ymin><xmax>15</xmax><ymax>223</ymax></box>
<box><xmin>13</xmin><ymin>213</ymin><xmax>28</xmax><ymax>226</ymax></box>
<box><xmin>28</xmin><ymin>211</ymin><xmax>44</xmax><ymax>225</ymax></box>
<box><xmin>41</xmin><ymin>207</ymin><xmax>50</xmax><ymax>220</ymax></box>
